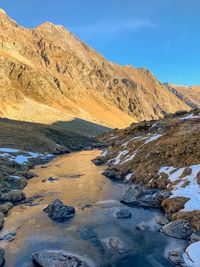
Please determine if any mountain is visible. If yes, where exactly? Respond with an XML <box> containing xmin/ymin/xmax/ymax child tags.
<box><xmin>164</xmin><ymin>83</ymin><xmax>200</xmax><ymax>109</ymax></box>
<box><xmin>0</xmin><ymin>10</ymin><xmax>190</xmax><ymax>129</ymax></box>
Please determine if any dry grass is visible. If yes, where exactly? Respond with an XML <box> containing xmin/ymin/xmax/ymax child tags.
<box><xmin>0</xmin><ymin>117</ymin><xmax>110</xmax><ymax>153</ymax></box>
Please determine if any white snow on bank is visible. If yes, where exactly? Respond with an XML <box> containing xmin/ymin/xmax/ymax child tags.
<box><xmin>0</xmin><ymin>148</ymin><xmax>20</xmax><ymax>153</ymax></box>
<box><xmin>180</xmin><ymin>114</ymin><xmax>200</xmax><ymax>121</ymax></box>
<box><xmin>122</xmin><ymin>150</ymin><xmax>138</xmax><ymax>164</ymax></box>
<box><xmin>183</xmin><ymin>241</ymin><xmax>200</xmax><ymax>267</ymax></box>
<box><xmin>0</xmin><ymin>147</ymin><xmax>53</xmax><ymax>165</ymax></box>
<box><xmin>144</xmin><ymin>134</ymin><xmax>162</xmax><ymax>144</ymax></box>
<box><xmin>159</xmin><ymin>165</ymin><xmax>200</xmax><ymax>212</ymax></box>
<box><xmin>121</xmin><ymin>136</ymin><xmax>147</xmax><ymax>147</ymax></box>
<box><xmin>125</xmin><ymin>173</ymin><xmax>133</xmax><ymax>181</ymax></box>
<box><xmin>120</xmin><ymin>134</ymin><xmax>162</xmax><ymax>164</ymax></box>
<box><xmin>101</xmin><ymin>150</ymin><xmax>108</xmax><ymax>157</ymax></box>
<box><xmin>10</xmin><ymin>175</ymin><xmax>21</xmax><ymax>180</ymax></box>
<box><xmin>112</xmin><ymin>150</ymin><xmax>129</xmax><ymax>165</ymax></box>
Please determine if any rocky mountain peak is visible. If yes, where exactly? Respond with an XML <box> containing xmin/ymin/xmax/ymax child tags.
<box><xmin>0</xmin><ymin>8</ymin><xmax>6</xmax><ymax>15</ymax></box>
<box><xmin>0</xmin><ymin>12</ymin><xmax>192</xmax><ymax>128</ymax></box>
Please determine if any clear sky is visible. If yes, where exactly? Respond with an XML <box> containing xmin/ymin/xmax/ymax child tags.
<box><xmin>1</xmin><ymin>0</ymin><xmax>200</xmax><ymax>85</ymax></box>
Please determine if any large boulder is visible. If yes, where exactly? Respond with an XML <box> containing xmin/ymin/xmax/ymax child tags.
<box><xmin>121</xmin><ymin>185</ymin><xmax>144</xmax><ymax>205</ymax></box>
<box><xmin>43</xmin><ymin>199</ymin><xmax>75</xmax><ymax>221</ymax></box>
<box><xmin>162</xmin><ymin>220</ymin><xmax>193</xmax><ymax>239</ymax></box>
<box><xmin>139</xmin><ymin>194</ymin><xmax>160</xmax><ymax>208</ymax></box>
<box><xmin>0</xmin><ymin>248</ymin><xmax>4</xmax><ymax>266</ymax></box>
<box><xmin>32</xmin><ymin>250</ymin><xmax>90</xmax><ymax>267</ymax></box>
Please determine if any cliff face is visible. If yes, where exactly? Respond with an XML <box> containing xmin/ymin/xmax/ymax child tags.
<box><xmin>164</xmin><ymin>83</ymin><xmax>200</xmax><ymax>110</ymax></box>
<box><xmin>0</xmin><ymin>10</ymin><xmax>190</xmax><ymax>128</ymax></box>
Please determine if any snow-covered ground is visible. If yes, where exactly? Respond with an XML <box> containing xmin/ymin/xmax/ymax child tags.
<box><xmin>101</xmin><ymin>150</ymin><xmax>108</xmax><ymax>157</ymax></box>
<box><xmin>183</xmin><ymin>241</ymin><xmax>200</xmax><ymax>267</ymax></box>
<box><xmin>0</xmin><ymin>147</ymin><xmax>53</xmax><ymax>164</ymax></box>
<box><xmin>180</xmin><ymin>114</ymin><xmax>200</xmax><ymax>121</ymax></box>
<box><xmin>159</xmin><ymin>165</ymin><xmax>200</xmax><ymax>212</ymax></box>
<box><xmin>144</xmin><ymin>134</ymin><xmax>162</xmax><ymax>144</ymax></box>
<box><xmin>112</xmin><ymin>150</ymin><xmax>129</xmax><ymax>165</ymax></box>
<box><xmin>109</xmin><ymin>133</ymin><xmax>163</xmax><ymax>166</ymax></box>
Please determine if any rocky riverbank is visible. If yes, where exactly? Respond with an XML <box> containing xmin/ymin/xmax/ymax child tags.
<box><xmin>0</xmin><ymin>142</ymin><xmax>102</xmax><ymax>265</ymax></box>
<box><xmin>0</xmin><ymin>150</ymin><xmax>187</xmax><ymax>267</ymax></box>
<box><xmin>93</xmin><ymin>109</ymin><xmax>200</xmax><ymax>267</ymax></box>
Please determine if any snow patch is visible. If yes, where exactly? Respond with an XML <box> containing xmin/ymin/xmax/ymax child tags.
<box><xmin>183</xmin><ymin>241</ymin><xmax>200</xmax><ymax>267</ymax></box>
<box><xmin>180</xmin><ymin>114</ymin><xmax>200</xmax><ymax>121</ymax></box>
<box><xmin>121</xmin><ymin>136</ymin><xmax>147</xmax><ymax>147</ymax></box>
<box><xmin>125</xmin><ymin>173</ymin><xmax>132</xmax><ymax>181</ymax></box>
<box><xmin>0</xmin><ymin>147</ymin><xmax>53</xmax><ymax>165</ymax></box>
<box><xmin>101</xmin><ymin>150</ymin><xmax>108</xmax><ymax>157</ymax></box>
<box><xmin>144</xmin><ymin>134</ymin><xmax>162</xmax><ymax>144</ymax></box>
<box><xmin>159</xmin><ymin>165</ymin><xmax>200</xmax><ymax>212</ymax></box>
<box><xmin>0</xmin><ymin>148</ymin><xmax>20</xmax><ymax>153</ymax></box>
<box><xmin>112</xmin><ymin>150</ymin><xmax>129</xmax><ymax>165</ymax></box>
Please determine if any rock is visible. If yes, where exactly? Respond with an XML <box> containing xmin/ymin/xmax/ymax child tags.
<box><xmin>43</xmin><ymin>199</ymin><xmax>75</xmax><ymax>221</ymax></box>
<box><xmin>103</xmin><ymin>169</ymin><xmax>117</xmax><ymax>179</ymax></box>
<box><xmin>190</xmin><ymin>232</ymin><xmax>200</xmax><ymax>243</ymax></box>
<box><xmin>0</xmin><ymin>202</ymin><xmax>13</xmax><ymax>214</ymax></box>
<box><xmin>139</xmin><ymin>194</ymin><xmax>160</xmax><ymax>208</ymax></box>
<box><xmin>0</xmin><ymin>213</ymin><xmax>4</xmax><ymax>229</ymax></box>
<box><xmin>0</xmin><ymin>190</ymin><xmax>26</xmax><ymax>203</ymax></box>
<box><xmin>155</xmin><ymin>215</ymin><xmax>169</xmax><ymax>226</ymax></box>
<box><xmin>23</xmin><ymin>172</ymin><xmax>37</xmax><ymax>179</ymax></box>
<box><xmin>32</xmin><ymin>250</ymin><xmax>90</xmax><ymax>267</ymax></box>
<box><xmin>156</xmin><ymin>190</ymin><xmax>172</xmax><ymax>202</ymax></box>
<box><xmin>162</xmin><ymin>220</ymin><xmax>193</xmax><ymax>239</ymax></box>
<box><xmin>168</xmin><ymin>251</ymin><xmax>187</xmax><ymax>267</ymax></box>
<box><xmin>53</xmin><ymin>147</ymin><xmax>71</xmax><ymax>155</ymax></box>
<box><xmin>102</xmin><ymin>237</ymin><xmax>126</xmax><ymax>254</ymax></box>
<box><xmin>11</xmin><ymin>177</ymin><xmax>27</xmax><ymax>190</ymax></box>
<box><xmin>121</xmin><ymin>185</ymin><xmax>144</xmax><ymax>205</ymax></box>
<box><xmin>78</xmin><ymin>226</ymin><xmax>104</xmax><ymax>253</ymax></box>
<box><xmin>69</xmin><ymin>145</ymin><xmax>83</xmax><ymax>152</ymax></box>
<box><xmin>0</xmin><ymin>231</ymin><xmax>16</xmax><ymax>242</ymax></box>
<box><xmin>135</xmin><ymin>222</ymin><xmax>150</xmax><ymax>231</ymax></box>
<box><xmin>0</xmin><ymin>180</ymin><xmax>10</xmax><ymax>193</ymax></box>
<box><xmin>84</xmin><ymin>146</ymin><xmax>92</xmax><ymax>151</ymax></box>
<box><xmin>42</xmin><ymin>177</ymin><xmax>59</xmax><ymax>183</ymax></box>
<box><xmin>116</xmin><ymin>209</ymin><xmax>132</xmax><ymax>219</ymax></box>
<box><xmin>81</xmin><ymin>204</ymin><xmax>92</xmax><ymax>210</ymax></box>
<box><xmin>92</xmin><ymin>158</ymin><xmax>104</xmax><ymax>166</ymax></box>
<box><xmin>162</xmin><ymin>197</ymin><xmax>189</xmax><ymax>214</ymax></box>
<box><xmin>0</xmin><ymin>248</ymin><xmax>4</xmax><ymax>266</ymax></box>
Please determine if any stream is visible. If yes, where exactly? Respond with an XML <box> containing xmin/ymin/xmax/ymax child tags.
<box><xmin>1</xmin><ymin>150</ymin><xmax>186</xmax><ymax>267</ymax></box>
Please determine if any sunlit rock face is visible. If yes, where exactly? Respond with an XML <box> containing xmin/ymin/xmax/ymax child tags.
<box><xmin>0</xmin><ymin>11</ymin><xmax>190</xmax><ymax>128</ymax></box>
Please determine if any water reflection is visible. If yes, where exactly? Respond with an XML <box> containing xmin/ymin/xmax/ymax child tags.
<box><xmin>1</xmin><ymin>151</ymin><xmax>186</xmax><ymax>266</ymax></box>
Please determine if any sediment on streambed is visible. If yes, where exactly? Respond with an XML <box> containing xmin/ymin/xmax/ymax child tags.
<box><xmin>0</xmin><ymin>142</ymin><xmax>101</xmax><ymax>231</ymax></box>
<box><xmin>0</xmin><ymin>150</ymin><xmax>187</xmax><ymax>267</ymax></box>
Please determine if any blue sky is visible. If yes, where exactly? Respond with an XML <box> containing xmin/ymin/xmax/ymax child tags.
<box><xmin>1</xmin><ymin>0</ymin><xmax>200</xmax><ymax>85</ymax></box>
